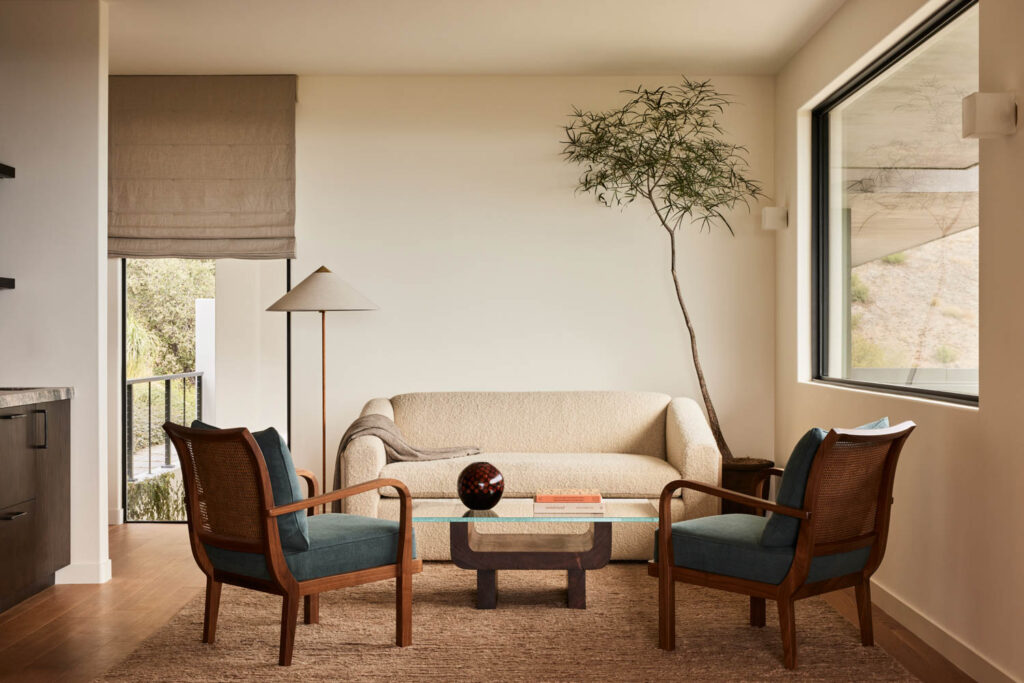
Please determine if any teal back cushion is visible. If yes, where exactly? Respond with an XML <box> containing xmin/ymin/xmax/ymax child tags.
<box><xmin>760</xmin><ymin>417</ymin><xmax>889</xmax><ymax>547</ymax></box>
<box><xmin>191</xmin><ymin>421</ymin><xmax>310</xmax><ymax>552</ymax></box>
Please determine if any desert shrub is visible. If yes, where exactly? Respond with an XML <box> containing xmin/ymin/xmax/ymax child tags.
<box><xmin>850</xmin><ymin>273</ymin><xmax>870</xmax><ymax>304</ymax></box>
<box><xmin>933</xmin><ymin>345</ymin><xmax>958</xmax><ymax>364</ymax></box>
<box><xmin>881</xmin><ymin>252</ymin><xmax>907</xmax><ymax>265</ymax></box>
<box><xmin>851</xmin><ymin>335</ymin><xmax>906</xmax><ymax>368</ymax></box>
<box><xmin>940</xmin><ymin>305</ymin><xmax>968</xmax><ymax>319</ymax></box>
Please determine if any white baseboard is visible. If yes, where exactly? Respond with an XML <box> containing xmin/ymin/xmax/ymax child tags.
<box><xmin>55</xmin><ymin>559</ymin><xmax>112</xmax><ymax>585</ymax></box>
<box><xmin>871</xmin><ymin>580</ymin><xmax>1014</xmax><ymax>683</ymax></box>
<box><xmin>108</xmin><ymin>507</ymin><xmax>124</xmax><ymax>525</ymax></box>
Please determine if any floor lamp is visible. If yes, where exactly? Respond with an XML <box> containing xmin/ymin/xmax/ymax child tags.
<box><xmin>267</xmin><ymin>266</ymin><xmax>378</xmax><ymax>493</ymax></box>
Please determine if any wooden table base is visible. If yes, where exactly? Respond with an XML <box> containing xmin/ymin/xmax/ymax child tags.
<box><xmin>449</xmin><ymin>522</ymin><xmax>612</xmax><ymax>609</ymax></box>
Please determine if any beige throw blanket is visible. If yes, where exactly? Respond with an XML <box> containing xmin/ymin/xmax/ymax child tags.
<box><xmin>333</xmin><ymin>413</ymin><xmax>481</xmax><ymax>488</ymax></box>
<box><xmin>340</xmin><ymin>414</ymin><xmax>480</xmax><ymax>463</ymax></box>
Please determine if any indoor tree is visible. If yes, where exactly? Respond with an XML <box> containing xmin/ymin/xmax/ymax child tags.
<box><xmin>562</xmin><ymin>78</ymin><xmax>763</xmax><ymax>461</ymax></box>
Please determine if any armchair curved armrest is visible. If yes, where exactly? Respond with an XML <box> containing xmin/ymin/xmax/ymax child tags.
<box><xmin>269</xmin><ymin>478</ymin><xmax>412</xmax><ymax>518</ymax></box>
<box><xmin>294</xmin><ymin>468</ymin><xmax>320</xmax><ymax>502</ymax></box>
<box><xmin>660</xmin><ymin>480</ymin><xmax>809</xmax><ymax>521</ymax></box>
<box><xmin>752</xmin><ymin>467</ymin><xmax>786</xmax><ymax>502</ymax></box>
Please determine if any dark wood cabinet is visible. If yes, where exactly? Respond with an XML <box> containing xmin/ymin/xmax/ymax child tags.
<box><xmin>0</xmin><ymin>399</ymin><xmax>70</xmax><ymax>612</ymax></box>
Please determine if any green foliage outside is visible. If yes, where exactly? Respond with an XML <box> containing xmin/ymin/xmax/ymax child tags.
<box><xmin>851</xmin><ymin>335</ymin><xmax>907</xmax><ymax>368</ymax></box>
<box><xmin>850</xmin><ymin>273</ymin><xmax>870</xmax><ymax>303</ymax></box>
<box><xmin>881</xmin><ymin>252</ymin><xmax>907</xmax><ymax>265</ymax></box>
<box><xmin>126</xmin><ymin>259</ymin><xmax>215</xmax><ymax>377</ymax></box>
<box><xmin>933</xmin><ymin>345</ymin><xmax>958</xmax><ymax>364</ymax></box>
<box><xmin>126</xmin><ymin>468</ymin><xmax>186</xmax><ymax>522</ymax></box>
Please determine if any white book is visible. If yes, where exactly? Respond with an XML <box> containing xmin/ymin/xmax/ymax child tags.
<box><xmin>533</xmin><ymin>501</ymin><xmax>606</xmax><ymax>514</ymax></box>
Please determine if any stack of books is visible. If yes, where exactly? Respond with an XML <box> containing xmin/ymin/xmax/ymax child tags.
<box><xmin>533</xmin><ymin>488</ymin><xmax>604</xmax><ymax>514</ymax></box>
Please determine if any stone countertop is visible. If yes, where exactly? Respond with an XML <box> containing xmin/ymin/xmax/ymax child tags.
<box><xmin>0</xmin><ymin>387</ymin><xmax>74</xmax><ymax>409</ymax></box>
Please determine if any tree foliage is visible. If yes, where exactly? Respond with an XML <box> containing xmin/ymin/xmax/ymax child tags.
<box><xmin>125</xmin><ymin>259</ymin><xmax>215</xmax><ymax>377</ymax></box>
<box><xmin>562</xmin><ymin>78</ymin><xmax>763</xmax><ymax>461</ymax></box>
<box><xmin>563</xmin><ymin>78</ymin><xmax>762</xmax><ymax>235</ymax></box>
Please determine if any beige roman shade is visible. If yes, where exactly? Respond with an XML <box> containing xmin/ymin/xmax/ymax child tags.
<box><xmin>108</xmin><ymin>75</ymin><xmax>296</xmax><ymax>259</ymax></box>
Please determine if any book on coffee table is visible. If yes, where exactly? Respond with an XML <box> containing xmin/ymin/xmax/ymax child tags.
<box><xmin>534</xmin><ymin>489</ymin><xmax>604</xmax><ymax>514</ymax></box>
<box><xmin>534</xmin><ymin>488</ymin><xmax>602</xmax><ymax>503</ymax></box>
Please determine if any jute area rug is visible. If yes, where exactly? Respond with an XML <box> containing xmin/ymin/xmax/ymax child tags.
<box><xmin>102</xmin><ymin>563</ymin><xmax>915</xmax><ymax>681</ymax></box>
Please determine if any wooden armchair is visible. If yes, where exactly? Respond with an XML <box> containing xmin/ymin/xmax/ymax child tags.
<box><xmin>649</xmin><ymin>421</ymin><xmax>915</xmax><ymax>669</ymax></box>
<box><xmin>163</xmin><ymin>423</ymin><xmax>422</xmax><ymax>666</ymax></box>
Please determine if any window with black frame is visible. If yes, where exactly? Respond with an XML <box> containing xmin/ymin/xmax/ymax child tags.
<box><xmin>812</xmin><ymin>0</ymin><xmax>979</xmax><ymax>404</ymax></box>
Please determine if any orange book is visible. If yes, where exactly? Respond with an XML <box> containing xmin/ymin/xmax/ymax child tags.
<box><xmin>534</xmin><ymin>488</ymin><xmax>602</xmax><ymax>503</ymax></box>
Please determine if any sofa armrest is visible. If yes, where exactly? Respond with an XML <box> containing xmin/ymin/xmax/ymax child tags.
<box><xmin>665</xmin><ymin>397</ymin><xmax>722</xmax><ymax>518</ymax></box>
<box><xmin>335</xmin><ymin>398</ymin><xmax>392</xmax><ymax>514</ymax></box>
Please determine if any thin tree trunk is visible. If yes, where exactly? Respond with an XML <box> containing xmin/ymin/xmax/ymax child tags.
<box><xmin>669</xmin><ymin>231</ymin><xmax>733</xmax><ymax>461</ymax></box>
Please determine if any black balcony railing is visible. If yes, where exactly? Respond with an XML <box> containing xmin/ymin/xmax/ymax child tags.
<box><xmin>125</xmin><ymin>371</ymin><xmax>203</xmax><ymax>481</ymax></box>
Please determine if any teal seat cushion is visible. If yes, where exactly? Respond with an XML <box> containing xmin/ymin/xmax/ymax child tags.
<box><xmin>656</xmin><ymin>514</ymin><xmax>869</xmax><ymax>585</ymax></box>
<box><xmin>760</xmin><ymin>417</ymin><xmax>889</xmax><ymax>547</ymax></box>
<box><xmin>192</xmin><ymin>420</ymin><xmax>309</xmax><ymax>552</ymax></box>
<box><xmin>204</xmin><ymin>513</ymin><xmax>417</xmax><ymax>582</ymax></box>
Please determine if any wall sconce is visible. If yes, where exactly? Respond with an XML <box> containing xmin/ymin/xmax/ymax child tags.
<box><xmin>762</xmin><ymin>207</ymin><xmax>788</xmax><ymax>231</ymax></box>
<box><xmin>962</xmin><ymin>92</ymin><xmax>1017</xmax><ymax>138</ymax></box>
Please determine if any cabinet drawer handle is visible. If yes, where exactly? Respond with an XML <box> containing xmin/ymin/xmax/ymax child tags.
<box><xmin>0</xmin><ymin>413</ymin><xmax>27</xmax><ymax>419</ymax></box>
<box><xmin>32</xmin><ymin>409</ymin><xmax>47</xmax><ymax>449</ymax></box>
<box><xmin>0</xmin><ymin>511</ymin><xmax>28</xmax><ymax>521</ymax></box>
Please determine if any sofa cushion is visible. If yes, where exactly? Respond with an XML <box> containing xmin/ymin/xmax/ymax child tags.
<box><xmin>391</xmin><ymin>391</ymin><xmax>671</xmax><ymax>458</ymax></box>
<box><xmin>656</xmin><ymin>514</ymin><xmax>870</xmax><ymax>585</ymax></box>
<box><xmin>378</xmin><ymin>452</ymin><xmax>680</xmax><ymax>499</ymax></box>
<box><xmin>761</xmin><ymin>417</ymin><xmax>890</xmax><ymax>547</ymax></box>
<box><xmin>204</xmin><ymin>513</ymin><xmax>416</xmax><ymax>582</ymax></box>
<box><xmin>192</xmin><ymin>420</ymin><xmax>309</xmax><ymax>552</ymax></box>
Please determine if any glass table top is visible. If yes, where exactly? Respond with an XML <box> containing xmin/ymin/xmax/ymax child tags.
<box><xmin>412</xmin><ymin>499</ymin><xmax>658</xmax><ymax>523</ymax></box>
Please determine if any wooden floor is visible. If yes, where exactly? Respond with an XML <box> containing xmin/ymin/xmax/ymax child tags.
<box><xmin>0</xmin><ymin>524</ymin><xmax>204</xmax><ymax>683</ymax></box>
<box><xmin>0</xmin><ymin>524</ymin><xmax>972</xmax><ymax>682</ymax></box>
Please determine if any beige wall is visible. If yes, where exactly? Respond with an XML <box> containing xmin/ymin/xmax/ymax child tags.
<box><xmin>775</xmin><ymin>1</ymin><xmax>1020</xmax><ymax>680</ymax></box>
<box><xmin>217</xmin><ymin>74</ymin><xmax>777</xmax><ymax>481</ymax></box>
<box><xmin>0</xmin><ymin>0</ymin><xmax>110</xmax><ymax>582</ymax></box>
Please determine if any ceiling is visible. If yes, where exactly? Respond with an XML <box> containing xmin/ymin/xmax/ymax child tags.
<box><xmin>108</xmin><ymin>0</ymin><xmax>847</xmax><ymax>76</ymax></box>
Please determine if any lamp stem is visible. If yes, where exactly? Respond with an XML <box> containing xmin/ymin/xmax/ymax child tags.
<box><xmin>321</xmin><ymin>310</ymin><xmax>327</xmax><ymax>504</ymax></box>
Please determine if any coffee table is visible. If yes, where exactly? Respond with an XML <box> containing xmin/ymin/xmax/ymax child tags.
<box><xmin>413</xmin><ymin>499</ymin><xmax>658</xmax><ymax>609</ymax></box>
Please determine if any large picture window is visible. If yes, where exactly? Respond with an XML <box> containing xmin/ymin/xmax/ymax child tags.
<box><xmin>812</xmin><ymin>0</ymin><xmax>978</xmax><ymax>404</ymax></box>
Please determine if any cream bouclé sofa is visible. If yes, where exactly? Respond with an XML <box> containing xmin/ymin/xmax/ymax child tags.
<box><xmin>338</xmin><ymin>391</ymin><xmax>722</xmax><ymax>560</ymax></box>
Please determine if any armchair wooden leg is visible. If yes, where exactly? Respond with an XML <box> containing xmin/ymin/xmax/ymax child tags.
<box><xmin>657</xmin><ymin>565</ymin><xmax>676</xmax><ymax>650</ymax></box>
<box><xmin>279</xmin><ymin>592</ymin><xmax>299</xmax><ymax>666</ymax></box>
<box><xmin>777</xmin><ymin>596</ymin><xmax>797</xmax><ymax>669</ymax></box>
<box><xmin>202</xmin><ymin>578</ymin><xmax>222</xmax><ymax>644</ymax></box>
<box><xmin>855</xmin><ymin>580</ymin><xmax>874</xmax><ymax>646</ymax></box>
<box><xmin>749</xmin><ymin>596</ymin><xmax>766</xmax><ymax>627</ymax></box>
<box><xmin>304</xmin><ymin>593</ymin><xmax>319</xmax><ymax>625</ymax></box>
<box><xmin>396</xmin><ymin>568</ymin><xmax>412</xmax><ymax>647</ymax></box>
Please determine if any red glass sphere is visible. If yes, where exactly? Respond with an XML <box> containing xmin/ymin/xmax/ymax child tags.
<box><xmin>457</xmin><ymin>462</ymin><xmax>504</xmax><ymax>510</ymax></box>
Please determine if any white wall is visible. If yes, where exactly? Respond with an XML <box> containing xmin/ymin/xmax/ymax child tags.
<box><xmin>775</xmin><ymin>1</ymin><xmax>1021</xmax><ymax>680</ymax></box>
<box><xmin>214</xmin><ymin>259</ymin><xmax>288</xmax><ymax>432</ymax></box>
<box><xmin>0</xmin><ymin>1</ymin><xmax>111</xmax><ymax>583</ymax></box>
<box><xmin>195</xmin><ymin>297</ymin><xmax>216</xmax><ymax>424</ymax></box>
<box><xmin>217</xmin><ymin>75</ymin><xmax>777</xmax><ymax>485</ymax></box>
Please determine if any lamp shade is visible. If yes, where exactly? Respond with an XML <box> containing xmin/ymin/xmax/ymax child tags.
<box><xmin>266</xmin><ymin>266</ymin><xmax>378</xmax><ymax>312</ymax></box>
